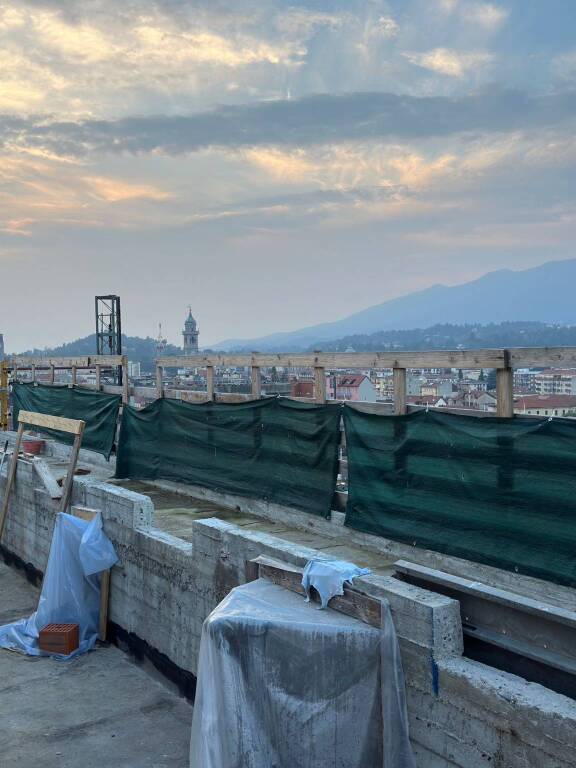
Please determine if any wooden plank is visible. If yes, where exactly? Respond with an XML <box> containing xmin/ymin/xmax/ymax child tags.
<box><xmin>18</xmin><ymin>410</ymin><xmax>85</xmax><ymax>435</ymax></box>
<box><xmin>251</xmin><ymin>364</ymin><xmax>261</xmax><ymax>398</ymax></box>
<box><xmin>496</xmin><ymin>367</ymin><xmax>514</xmax><ymax>417</ymax></box>
<box><xmin>155</xmin><ymin>365</ymin><xmax>164</xmax><ymax>399</ymax></box>
<box><xmin>252</xmin><ymin>555</ymin><xmax>382</xmax><ymax>628</ymax></box>
<box><xmin>509</xmin><ymin>347</ymin><xmax>576</xmax><ymax>368</ymax></box>
<box><xmin>33</xmin><ymin>458</ymin><xmax>63</xmax><ymax>499</ymax></box>
<box><xmin>157</xmin><ymin>348</ymin><xmax>510</xmax><ymax>370</ymax></box>
<box><xmin>393</xmin><ymin>367</ymin><xmax>407</xmax><ymax>415</ymax></box>
<box><xmin>314</xmin><ymin>361</ymin><xmax>326</xmax><ymax>404</ymax></box>
<box><xmin>95</xmin><ymin>364</ymin><xmax>101</xmax><ymax>391</ymax></box>
<box><xmin>4</xmin><ymin>355</ymin><xmax>123</xmax><ymax>369</ymax></box>
<box><xmin>0</xmin><ymin>424</ymin><xmax>24</xmax><ymax>541</ymax></box>
<box><xmin>121</xmin><ymin>356</ymin><xmax>129</xmax><ymax>404</ymax></box>
<box><xmin>58</xmin><ymin>426</ymin><xmax>85</xmax><ymax>513</ymax></box>
<box><xmin>71</xmin><ymin>366</ymin><xmax>77</xmax><ymax>386</ymax></box>
<box><xmin>206</xmin><ymin>366</ymin><xmax>215</xmax><ymax>400</ymax></box>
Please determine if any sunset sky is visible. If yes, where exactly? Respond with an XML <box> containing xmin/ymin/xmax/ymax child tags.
<box><xmin>1</xmin><ymin>0</ymin><xmax>575</xmax><ymax>350</ymax></box>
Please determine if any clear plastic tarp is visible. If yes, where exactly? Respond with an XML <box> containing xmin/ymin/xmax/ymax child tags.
<box><xmin>190</xmin><ymin>578</ymin><xmax>415</xmax><ymax>768</ymax></box>
<box><xmin>0</xmin><ymin>512</ymin><xmax>118</xmax><ymax>659</ymax></box>
<box><xmin>301</xmin><ymin>558</ymin><xmax>372</xmax><ymax>609</ymax></box>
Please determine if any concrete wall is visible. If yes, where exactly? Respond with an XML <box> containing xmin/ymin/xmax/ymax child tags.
<box><xmin>1</xmin><ymin>440</ymin><xmax>576</xmax><ymax>766</ymax></box>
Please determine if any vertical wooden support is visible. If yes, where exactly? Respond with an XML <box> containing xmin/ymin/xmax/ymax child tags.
<box><xmin>206</xmin><ymin>366</ymin><xmax>215</xmax><ymax>401</ymax></box>
<box><xmin>49</xmin><ymin>364</ymin><xmax>55</xmax><ymax>385</ymax></box>
<box><xmin>393</xmin><ymin>367</ymin><xmax>407</xmax><ymax>415</ymax></box>
<box><xmin>314</xmin><ymin>356</ymin><xmax>326</xmax><ymax>405</ymax></box>
<box><xmin>0</xmin><ymin>422</ymin><xmax>24</xmax><ymax>541</ymax></box>
<box><xmin>71</xmin><ymin>365</ymin><xmax>77</xmax><ymax>387</ymax></box>
<box><xmin>95</xmin><ymin>364</ymin><xmax>101</xmax><ymax>392</ymax></box>
<box><xmin>497</xmin><ymin>365</ymin><xmax>514</xmax><ymax>418</ymax></box>
<box><xmin>13</xmin><ymin>363</ymin><xmax>18</xmax><ymax>383</ymax></box>
<box><xmin>121</xmin><ymin>355</ymin><xmax>129</xmax><ymax>404</ymax></box>
<box><xmin>0</xmin><ymin>362</ymin><xmax>8</xmax><ymax>431</ymax></box>
<box><xmin>58</xmin><ymin>422</ymin><xmax>85</xmax><ymax>514</ymax></box>
<box><xmin>31</xmin><ymin>364</ymin><xmax>36</xmax><ymax>384</ymax></box>
<box><xmin>155</xmin><ymin>365</ymin><xmax>164</xmax><ymax>399</ymax></box>
<box><xmin>251</xmin><ymin>359</ymin><xmax>261</xmax><ymax>399</ymax></box>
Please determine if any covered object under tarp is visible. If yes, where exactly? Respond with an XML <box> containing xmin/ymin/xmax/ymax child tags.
<box><xmin>190</xmin><ymin>579</ymin><xmax>415</xmax><ymax>768</ymax></box>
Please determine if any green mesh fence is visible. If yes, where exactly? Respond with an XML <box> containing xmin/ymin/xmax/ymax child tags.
<box><xmin>115</xmin><ymin>397</ymin><xmax>341</xmax><ymax>517</ymax></box>
<box><xmin>12</xmin><ymin>382</ymin><xmax>121</xmax><ymax>459</ymax></box>
<box><xmin>344</xmin><ymin>406</ymin><xmax>576</xmax><ymax>587</ymax></box>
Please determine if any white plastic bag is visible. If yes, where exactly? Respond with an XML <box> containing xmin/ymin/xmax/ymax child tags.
<box><xmin>301</xmin><ymin>558</ymin><xmax>371</xmax><ymax>608</ymax></box>
<box><xmin>0</xmin><ymin>512</ymin><xmax>118</xmax><ymax>659</ymax></box>
<box><xmin>190</xmin><ymin>578</ymin><xmax>415</xmax><ymax>768</ymax></box>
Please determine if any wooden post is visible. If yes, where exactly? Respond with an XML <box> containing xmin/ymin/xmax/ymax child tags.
<box><xmin>49</xmin><ymin>364</ymin><xmax>55</xmax><ymax>385</ymax></box>
<box><xmin>156</xmin><ymin>364</ymin><xmax>164</xmax><ymax>399</ymax></box>
<box><xmin>95</xmin><ymin>364</ymin><xmax>101</xmax><ymax>391</ymax></box>
<box><xmin>71</xmin><ymin>365</ymin><xmax>77</xmax><ymax>387</ymax></box>
<box><xmin>206</xmin><ymin>366</ymin><xmax>215</xmax><ymax>401</ymax></box>
<box><xmin>314</xmin><ymin>353</ymin><xmax>326</xmax><ymax>404</ymax></box>
<box><xmin>0</xmin><ymin>362</ymin><xmax>8</xmax><ymax>431</ymax></box>
<box><xmin>31</xmin><ymin>364</ymin><xmax>36</xmax><ymax>384</ymax></box>
<box><xmin>0</xmin><ymin>423</ymin><xmax>24</xmax><ymax>541</ymax></box>
<box><xmin>58</xmin><ymin>422</ymin><xmax>85</xmax><ymax>514</ymax></box>
<box><xmin>251</xmin><ymin>356</ymin><xmax>261</xmax><ymax>399</ymax></box>
<box><xmin>497</xmin><ymin>365</ymin><xmax>514</xmax><ymax>418</ymax></box>
<box><xmin>121</xmin><ymin>355</ymin><xmax>129</xmax><ymax>404</ymax></box>
<box><xmin>393</xmin><ymin>367</ymin><xmax>407</xmax><ymax>415</ymax></box>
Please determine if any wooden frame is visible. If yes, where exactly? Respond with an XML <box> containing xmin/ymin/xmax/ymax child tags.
<box><xmin>0</xmin><ymin>411</ymin><xmax>85</xmax><ymax>542</ymax></box>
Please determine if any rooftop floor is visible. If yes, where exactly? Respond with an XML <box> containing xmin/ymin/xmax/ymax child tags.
<box><xmin>0</xmin><ymin>559</ymin><xmax>192</xmax><ymax>768</ymax></box>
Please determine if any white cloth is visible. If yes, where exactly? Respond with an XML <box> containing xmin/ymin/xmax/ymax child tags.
<box><xmin>301</xmin><ymin>558</ymin><xmax>371</xmax><ymax>608</ymax></box>
<box><xmin>0</xmin><ymin>512</ymin><xmax>118</xmax><ymax>659</ymax></box>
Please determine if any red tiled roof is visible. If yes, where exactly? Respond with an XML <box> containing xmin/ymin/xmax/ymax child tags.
<box><xmin>515</xmin><ymin>395</ymin><xmax>576</xmax><ymax>409</ymax></box>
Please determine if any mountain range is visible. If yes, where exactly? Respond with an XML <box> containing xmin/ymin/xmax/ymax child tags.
<box><xmin>213</xmin><ymin>259</ymin><xmax>576</xmax><ymax>351</ymax></box>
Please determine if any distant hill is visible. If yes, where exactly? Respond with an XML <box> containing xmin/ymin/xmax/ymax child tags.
<box><xmin>214</xmin><ymin>259</ymin><xmax>576</xmax><ymax>351</ymax></box>
<box><xmin>315</xmin><ymin>321</ymin><xmax>576</xmax><ymax>353</ymax></box>
<box><xmin>15</xmin><ymin>334</ymin><xmax>182</xmax><ymax>372</ymax></box>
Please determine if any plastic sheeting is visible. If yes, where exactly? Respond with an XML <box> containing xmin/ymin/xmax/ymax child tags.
<box><xmin>344</xmin><ymin>405</ymin><xmax>576</xmax><ymax>587</ymax></box>
<box><xmin>116</xmin><ymin>397</ymin><xmax>341</xmax><ymax>517</ymax></box>
<box><xmin>301</xmin><ymin>558</ymin><xmax>371</xmax><ymax>609</ymax></box>
<box><xmin>190</xmin><ymin>579</ymin><xmax>415</xmax><ymax>768</ymax></box>
<box><xmin>12</xmin><ymin>382</ymin><xmax>121</xmax><ymax>459</ymax></box>
<box><xmin>0</xmin><ymin>512</ymin><xmax>118</xmax><ymax>658</ymax></box>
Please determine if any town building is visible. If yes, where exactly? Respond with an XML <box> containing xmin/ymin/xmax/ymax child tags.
<box><xmin>183</xmin><ymin>307</ymin><xmax>199</xmax><ymax>355</ymax></box>
<box><xmin>326</xmin><ymin>374</ymin><xmax>378</xmax><ymax>402</ymax></box>
<box><xmin>534</xmin><ymin>370</ymin><xmax>576</xmax><ymax>396</ymax></box>
<box><xmin>514</xmin><ymin>394</ymin><xmax>576</xmax><ymax>417</ymax></box>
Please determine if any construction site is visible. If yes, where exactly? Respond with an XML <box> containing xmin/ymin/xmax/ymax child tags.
<box><xmin>1</xmin><ymin>313</ymin><xmax>576</xmax><ymax>767</ymax></box>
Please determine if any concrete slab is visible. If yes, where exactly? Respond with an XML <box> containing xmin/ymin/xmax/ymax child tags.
<box><xmin>0</xmin><ymin>560</ymin><xmax>192</xmax><ymax>768</ymax></box>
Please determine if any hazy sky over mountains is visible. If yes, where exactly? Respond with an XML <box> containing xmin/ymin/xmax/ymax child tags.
<box><xmin>1</xmin><ymin>0</ymin><xmax>575</xmax><ymax>350</ymax></box>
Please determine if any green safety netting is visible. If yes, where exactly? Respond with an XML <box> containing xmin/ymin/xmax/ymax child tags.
<box><xmin>343</xmin><ymin>406</ymin><xmax>576</xmax><ymax>587</ymax></box>
<box><xmin>12</xmin><ymin>382</ymin><xmax>121</xmax><ymax>459</ymax></box>
<box><xmin>115</xmin><ymin>397</ymin><xmax>341</xmax><ymax>517</ymax></box>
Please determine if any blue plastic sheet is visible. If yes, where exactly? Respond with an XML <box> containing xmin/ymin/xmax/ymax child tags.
<box><xmin>0</xmin><ymin>512</ymin><xmax>118</xmax><ymax>659</ymax></box>
<box><xmin>302</xmin><ymin>558</ymin><xmax>371</xmax><ymax>609</ymax></box>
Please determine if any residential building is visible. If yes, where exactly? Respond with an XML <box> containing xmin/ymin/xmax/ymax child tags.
<box><xmin>514</xmin><ymin>394</ymin><xmax>576</xmax><ymax>417</ymax></box>
<box><xmin>326</xmin><ymin>374</ymin><xmax>378</xmax><ymax>402</ymax></box>
<box><xmin>534</xmin><ymin>370</ymin><xmax>576</xmax><ymax>396</ymax></box>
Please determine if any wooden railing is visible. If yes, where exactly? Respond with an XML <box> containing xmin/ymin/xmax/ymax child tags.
<box><xmin>3</xmin><ymin>346</ymin><xmax>576</xmax><ymax>428</ymax></box>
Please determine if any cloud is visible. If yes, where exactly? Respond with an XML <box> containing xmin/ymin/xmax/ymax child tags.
<box><xmin>403</xmin><ymin>48</ymin><xmax>494</xmax><ymax>77</ymax></box>
<box><xmin>2</xmin><ymin>88</ymin><xmax>574</xmax><ymax>158</ymax></box>
<box><xmin>83</xmin><ymin>176</ymin><xmax>171</xmax><ymax>202</ymax></box>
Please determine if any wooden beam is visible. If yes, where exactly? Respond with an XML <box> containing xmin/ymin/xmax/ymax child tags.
<box><xmin>58</xmin><ymin>424</ymin><xmax>85</xmax><ymax>513</ymax></box>
<box><xmin>49</xmin><ymin>364</ymin><xmax>55</xmax><ymax>385</ymax></box>
<box><xmin>250</xmin><ymin>555</ymin><xmax>381</xmax><ymax>628</ymax></box>
<box><xmin>121</xmin><ymin>355</ymin><xmax>129</xmax><ymax>404</ymax></box>
<box><xmin>33</xmin><ymin>458</ymin><xmax>63</xmax><ymax>499</ymax></box>
<box><xmin>496</xmin><ymin>366</ymin><xmax>514</xmax><ymax>418</ymax></box>
<box><xmin>0</xmin><ymin>362</ymin><xmax>8</xmax><ymax>431</ymax></box>
<box><xmin>206</xmin><ymin>366</ymin><xmax>215</xmax><ymax>400</ymax></box>
<box><xmin>393</xmin><ymin>367</ymin><xmax>407</xmax><ymax>416</ymax></box>
<box><xmin>155</xmin><ymin>365</ymin><xmax>164</xmax><ymax>399</ymax></box>
<box><xmin>71</xmin><ymin>365</ymin><xmax>77</xmax><ymax>386</ymax></box>
<box><xmin>0</xmin><ymin>424</ymin><xmax>24</xmax><ymax>541</ymax></box>
<box><xmin>18</xmin><ymin>410</ymin><xmax>85</xmax><ymax>435</ymax></box>
<box><xmin>251</xmin><ymin>363</ymin><xmax>261</xmax><ymax>399</ymax></box>
<box><xmin>314</xmin><ymin>355</ymin><xmax>326</xmax><ymax>404</ymax></box>
<box><xmin>95</xmin><ymin>364</ymin><xmax>101</xmax><ymax>391</ymax></box>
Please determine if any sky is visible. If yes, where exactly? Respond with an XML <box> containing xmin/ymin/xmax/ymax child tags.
<box><xmin>1</xmin><ymin>0</ymin><xmax>575</xmax><ymax>351</ymax></box>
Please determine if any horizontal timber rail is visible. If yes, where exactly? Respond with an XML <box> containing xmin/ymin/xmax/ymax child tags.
<box><xmin>154</xmin><ymin>346</ymin><xmax>576</xmax><ymax>418</ymax></box>
<box><xmin>1</xmin><ymin>355</ymin><xmax>129</xmax><ymax>405</ymax></box>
